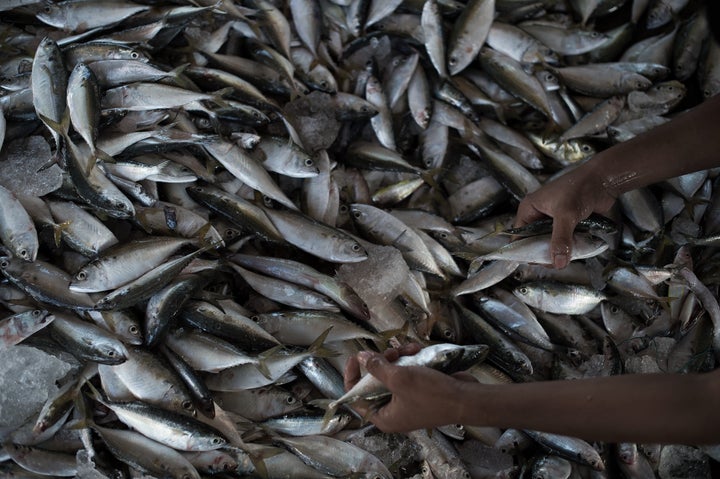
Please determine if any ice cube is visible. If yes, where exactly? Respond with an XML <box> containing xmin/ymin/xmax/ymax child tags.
<box><xmin>658</xmin><ymin>445</ymin><xmax>710</xmax><ymax>479</ymax></box>
<box><xmin>0</xmin><ymin>136</ymin><xmax>63</xmax><ymax>197</ymax></box>
<box><xmin>0</xmin><ymin>345</ymin><xmax>77</xmax><ymax>440</ymax></box>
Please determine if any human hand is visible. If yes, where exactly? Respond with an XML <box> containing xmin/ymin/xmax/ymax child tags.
<box><xmin>343</xmin><ymin>344</ymin><xmax>477</xmax><ymax>433</ymax></box>
<box><xmin>514</xmin><ymin>162</ymin><xmax>616</xmax><ymax>269</ymax></box>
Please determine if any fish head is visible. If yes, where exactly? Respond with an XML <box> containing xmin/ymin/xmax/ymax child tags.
<box><xmin>69</xmin><ymin>262</ymin><xmax>105</xmax><ymax>292</ymax></box>
<box><xmin>8</xmin><ymin>230</ymin><xmax>38</xmax><ymax>262</ymax></box>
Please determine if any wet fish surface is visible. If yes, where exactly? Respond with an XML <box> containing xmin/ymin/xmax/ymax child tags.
<box><xmin>0</xmin><ymin>0</ymin><xmax>718</xmax><ymax>478</ymax></box>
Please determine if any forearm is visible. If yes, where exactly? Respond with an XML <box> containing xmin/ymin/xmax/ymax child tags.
<box><xmin>455</xmin><ymin>370</ymin><xmax>720</xmax><ymax>444</ymax></box>
<box><xmin>582</xmin><ymin>93</ymin><xmax>720</xmax><ymax>197</ymax></box>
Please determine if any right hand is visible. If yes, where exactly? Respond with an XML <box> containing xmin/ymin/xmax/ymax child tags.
<box><xmin>514</xmin><ymin>162</ymin><xmax>617</xmax><ymax>269</ymax></box>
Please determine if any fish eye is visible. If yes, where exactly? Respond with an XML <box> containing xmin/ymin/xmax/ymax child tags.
<box><xmin>518</xmin><ymin>287</ymin><xmax>528</xmax><ymax>294</ymax></box>
<box><xmin>439</xmin><ymin>232</ymin><xmax>448</xmax><ymax>239</ymax></box>
<box><xmin>182</xmin><ymin>400</ymin><xmax>194</xmax><ymax>410</ymax></box>
<box><xmin>0</xmin><ymin>259</ymin><xmax>7</xmax><ymax>268</ymax></box>
<box><xmin>339</xmin><ymin>204</ymin><xmax>348</xmax><ymax>214</ymax></box>
<box><xmin>448</xmin><ymin>56</ymin><xmax>457</xmax><ymax>65</ymax></box>
<box><xmin>462</xmin><ymin>472</ymin><xmax>471</xmax><ymax>479</ymax></box>
<box><xmin>304</xmin><ymin>159</ymin><xmax>314</xmax><ymax>167</ymax></box>
<box><xmin>129</xmin><ymin>325</ymin><xmax>140</xmax><ymax>335</ymax></box>
<box><xmin>285</xmin><ymin>396</ymin><xmax>296</xmax><ymax>404</ymax></box>
<box><xmin>19</xmin><ymin>249</ymin><xmax>27</xmax><ymax>258</ymax></box>
<box><xmin>253</xmin><ymin>111</ymin><xmax>261</xmax><ymax>118</ymax></box>
<box><xmin>131</xmin><ymin>52</ymin><xmax>139</xmax><ymax>59</ymax></box>
<box><xmin>352</xmin><ymin>210</ymin><xmax>362</xmax><ymax>219</ymax></box>
<box><xmin>667</xmin><ymin>85</ymin><xmax>674</xmax><ymax>91</ymax></box>
<box><xmin>443</xmin><ymin>329</ymin><xmax>453</xmax><ymax>338</ymax></box>
<box><xmin>582</xmin><ymin>145</ymin><xmax>592</xmax><ymax>152</ymax></box>
<box><xmin>610</xmin><ymin>305</ymin><xmax>619</xmax><ymax>314</ymax></box>
<box><xmin>32</xmin><ymin>310</ymin><xmax>42</xmax><ymax>317</ymax></box>
<box><xmin>43</xmin><ymin>6</ymin><xmax>51</xmax><ymax>13</ymax></box>
<box><xmin>320</xmin><ymin>80</ymin><xmax>327</xmax><ymax>87</ymax></box>
<box><xmin>361</xmin><ymin>106</ymin><xmax>369</xmax><ymax>112</ymax></box>
<box><xmin>211</xmin><ymin>437</ymin><xmax>223</xmax><ymax>444</ymax></box>
<box><xmin>590</xmin><ymin>32</ymin><xmax>600</xmax><ymax>38</ymax></box>
<box><xmin>194</xmin><ymin>186</ymin><xmax>203</xmax><ymax>192</ymax></box>
<box><xmin>76</xmin><ymin>271</ymin><xmax>87</xmax><ymax>281</ymax></box>
<box><xmin>704</xmin><ymin>89</ymin><xmax>712</xmax><ymax>98</ymax></box>
<box><xmin>107</xmin><ymin>350</ymin><xmax>116</xmax><ymax>357</ymax></box>
<box><xmin>351</xmin><ymin>243</ymin><xmax>361</xmax><ymax>252</ymax></box>
<box><xmin>116</xmin><ymin>202</ymin><xmax>127</xmax><ymax>210</ymax></box>
<box><xmin>224</xmin><ymin>230</ymin><xmax>236</xmax><ymax>239</ymax></box>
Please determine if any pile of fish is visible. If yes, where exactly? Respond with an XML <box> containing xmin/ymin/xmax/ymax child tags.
<box><xmin>0</xmin><ymin>0</ymin><xmax>719</xmax><ymax>477</ymax></box>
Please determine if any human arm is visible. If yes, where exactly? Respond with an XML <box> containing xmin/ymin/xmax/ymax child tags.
<box><xmin>347</xmin><ymin>349</ymin><xmax>720</xmax><ymax>444</ymax></box>
<box><xmin>515</xmin><ymin>93</ymin><xmax>720</xmax><ymax>269</ymax></box>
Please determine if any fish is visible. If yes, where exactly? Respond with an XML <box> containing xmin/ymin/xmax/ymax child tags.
<box><xmin>0</xmin><ymin>0</ymin><xmax>718</xmax><ymax>475</ymax></box>
<box><xmin>0</xmin><ymin>184</ymin><xmax>38</xmax><ymax>261</ymax></box>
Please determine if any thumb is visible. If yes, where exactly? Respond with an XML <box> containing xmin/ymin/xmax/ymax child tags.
<box><xmin>550</xmin><ymin>215</ymin><xmax>577</xmax><ymax>269</ymax></box>
<box><xmin>358</xmin><ymin>351</ymin><xmax>395</xmax><ymax>385</ymax></box>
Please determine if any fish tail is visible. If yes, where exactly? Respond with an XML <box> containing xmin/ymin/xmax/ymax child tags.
<box><xmin>308</xmin><ymin>326</ymin><xmax>338</xmax><ymax>358</ymax></box>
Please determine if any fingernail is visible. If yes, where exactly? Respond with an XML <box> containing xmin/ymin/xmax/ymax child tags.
<box><xmin>357</xmin><ymin>351</ymin><xmax>372</xmax><ymax>366</ymax></box>
<box><xmin>554</xmin><ymin>253</ymin><xmax>568</xmax><ymax>269</ymax></box>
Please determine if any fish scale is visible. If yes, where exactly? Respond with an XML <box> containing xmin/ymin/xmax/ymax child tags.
<box><xmin>0</xmin><ymin>0</ymin><xmax>717</xmax><ymax>477</ymax></box>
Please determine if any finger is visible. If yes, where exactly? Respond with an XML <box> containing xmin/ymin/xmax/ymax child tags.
<box><xmin>550</xmin><ymin>214</ymin><xmax>577</xmax><ymax>269</ymax></box>
<box><xmin>343</xmin><ymin>354</ymin><xmax>361</xmax><ymax>391</ymax></box>
<box><xmin>396</xmin><ymin>343</ymin><xmax>422</xmax><ymax>356</ymax></box>
<box><xmin>513</xmin><ymin>200</ymin><xmax>546</xmax><ymax>229</ymax></box>
<box><xmin>384</xmin><ymin>348</ymin><xmax>400</xmax><ymax>362</ymax></box>
<box><xmin>359</xmin><ymin>351</ymin><xmax>396</xmax><ymax>386</ymax></box>
<box><xmin>366</xmin><ymin>405</ymin><xmax>395</xmax><ymax>433</ymax></box>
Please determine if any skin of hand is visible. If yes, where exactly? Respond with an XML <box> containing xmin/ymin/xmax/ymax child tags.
<box><xmin>342</xmin><ymin>344</ymin><xmax>476</xmax><ymax>433</ymax></box>
<box><xmin>514</xmin><ymin>162</ymin><xmax>617</xmax><ymax>269</ymax></box>
<box><xmin>345</xmin><ymin>346</ymin><xmax>720</xmax><ymax>443</ymax></box>
<box><xmin>514</xmin><ymin>93</ymin><xmax>720</xmax><ymax>269</ymax></box>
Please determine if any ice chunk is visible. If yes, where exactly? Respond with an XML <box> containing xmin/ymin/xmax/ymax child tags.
<box><xmin>658</xmin><ymin>445</ymin><xmax>710</xmax><ymax>479</ymax></box>
<box><xmin>624</xmin><ymin>355</ymin><xmax>662</xmax><ymax>375</ymax></box>
<box><xmin>0</xmin><ymin>136</ymin><xmax>63</xmax><ymax>197</ymax></box>
<box><xmin>0</xmin><ymin>345</ymin><xmax>76</xmax><ymax>441</ymax></box>
<box><xmin>337</xmin><ymin>243</ymin><xmax>409</xmax><ymax>304</ymax></box>
<box><xmin>348</xmin><ymin>431</ymin><xmax>417</xmax><ymax>474</ymax></box>
<box><xmin>283</xmin><ymin>91</ymin><xmax>341</xmax><ymax>152</ymax></box>
<box><xmin>458</xmin><ymin>439</ymin><xmax>514</xmax><ymax>469</ymax></box>
<box><xmin>336</xmin><ymin>243</ymin><xmax>415</xmax><ymax>334</ymax></box>
<box><xmin>75</xmin><ymin>450</ymin><xmax>115</xmax><ymax>479</ymax></box>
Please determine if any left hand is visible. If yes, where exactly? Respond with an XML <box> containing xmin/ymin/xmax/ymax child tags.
<box><xmin>343</xmin><ymin>344</ymin><xmax>477</xmax><ymax>433</ymax></box>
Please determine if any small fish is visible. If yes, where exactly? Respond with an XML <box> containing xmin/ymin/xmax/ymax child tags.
<box><xmin>0</xmin><ymin>310</ymin><xmax>53</xmax><ymax>350</ymax></box>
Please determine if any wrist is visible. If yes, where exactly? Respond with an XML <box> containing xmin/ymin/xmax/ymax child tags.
<box><xmin>451</xmin><ymin>380</ymin><xmax>488</xmax><ymax>426</ymax></box>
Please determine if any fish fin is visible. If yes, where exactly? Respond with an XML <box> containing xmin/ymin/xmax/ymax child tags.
<box><xmin>95</xmin><ymin>147</ymin><xmax>115</xmax><ymax>166</ymax></box>
<box><xmin>307</xmin><ymin>398</ymin><xmax>332</xmax><ymax>410</ymax></box>
<box><xmin>308</xmin><ymin>327</ymin><xmax>338</xmax><ymax>358</ymax></box>
<box><xmin>37</xmin><ymin>111</ymin><xmax>69</xmax><ymax>140</ymax></box>
<box><xmin>82</xmin><ymin>381</ymin><xmax>109</xmax><ymax>406</ymax></box>
<box><xmin>210</xmin><ymin>87</ymin><xmax>234</xmax><ymax>108</ymax></box>
<box><xmin>169</xmin><ymin>63</ymin><xmax>190</xmax><ymax>79</ymax></box>
<box><xmin>194</xmin><ymin>222</ymin><xmax>225</xmax><ymax>250</ymax></box>
<box><xmin>420</xmin><ymin>167</ymin><xmax>441</xmax><ymax>189</ymax></box>
<box><xmin>321</xmin><ymin>401</ymin><xmax>339</xmax><ymax>429</ymax></box>
<box><xmin>376</xmin><ymin>322</ymin><xmax>409</xmax><ymax>347</ymax></box>
<box><xmin>53</xmin><ymin>221</ymin><xmax>71</xmax><ymax>247</ymax></box>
